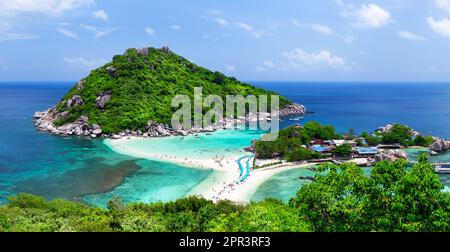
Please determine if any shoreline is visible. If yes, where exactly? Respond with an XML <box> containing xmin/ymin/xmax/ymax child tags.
<box><xmin>104</xmin><ymin>135</ymin><xmax>316</xmax><ymax>203</ymax></box>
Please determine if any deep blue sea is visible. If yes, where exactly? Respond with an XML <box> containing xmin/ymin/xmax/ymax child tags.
<box><xmin>1</xmin><ymin>82</ymin><xmax>449</xmax><ymax>205</ymax></box>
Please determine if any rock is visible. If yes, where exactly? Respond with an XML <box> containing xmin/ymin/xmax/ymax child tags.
<box><xmin>67</xmin><ymin>95</ymin><xmax>83</xmax><ymax>109</ymax></box>
<box><xmin>161</xmin><ymin>46</ymin><xmax>170</xmax><ymax>53</ymax></box>
<box><xmin>74</xmin><ymin>126</ymin><xmax>83</xmax><ymax>136</ymax></box>
<box><xmin>91</xmin><ymin>124</ymin><xmax>101</xmax><ymax>130</ymax></box>
<box><xmin>106</xmin><ymin>66</ymin><xmax>117</xmax><ymax>77</ymax></box>
<box><xmin>76</xmin><ymin>80</ymin><xmax>85</xmax><ymax>90</ymax></box>
<box><xmin>374</xmin><ymin>150</ymin><xmax>408</xmax><ymax>162</ymax></box>
<box><xmin>136</xmin><ymin>130</ymin><xmax>142</xmax><ymax>136</ymax></box>
<box><xmin>137</xmin><ymin>47</ymin><xmax>149</xmax><ymax>56</ymax></box>
<box><xmin>155</xmin><ymin>124</ymin><xmax>170</xmax><ymax>136</ymax></box>
<box><xmin>75</xmin><ymin>115</ymin><xmax>89</xmax><ymax>125</ymax></box>
<box><xmin>33</xmin><ymin>111</ymin><xmax>45</xmax><ymax>119</ymax></box>
<box><xmin>92</xmin><ymin>129</ymin><xmax>102</xmax><ymax>135</ymax></box>
<box><xmin>432</xmin><ymin>141</ymin><xmax>443</xmax><ymax>152</ymax></box>
<box><xmin>96</xmin><ymin>91</ymin><xmax>112</xmax><ymax>110</ymax></box>
<box><xmin>204</xmin><ymin>126</ymin><xmax>214</xmax><ymax>132</ymax></box>
<box><xmin>60</xmin><ymin>111</ymin><xmax>69</xmax><ymax>118</ymax></box>
<box><xmin>177</xmin><ymin>130</ymin><xmax>188</xmax><ymax>136</ymax></box>
<box><xmin>279</xmin><ymin>103</ymin><xmax>306</xmax><ymax>117</ymax></box>
<box><xmin>112</xmin><ymin>134</ymin><xmax>122</xmax><ymax>139</ymax></box>
<box><xmin>430</xmin><ymin>151</ymin><xmax>439</xmax><ymax>156</ymax></box>
<box><xmin>90</xmin><ymin>134</ymin><xmax>97</xmax><ymax>138</ymax></box>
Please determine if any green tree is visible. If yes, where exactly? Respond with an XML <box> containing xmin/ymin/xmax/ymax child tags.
<box><xmin>290</xmin><ymin>157</ymin><xmax>450</xmax><ymax>232</ymax></box>
<box><xmin>332</xmin><ymin>143</ymin><xmax>353</xmax><ymax>157</ymax></box>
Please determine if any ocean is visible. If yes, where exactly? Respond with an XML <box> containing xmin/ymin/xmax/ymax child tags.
<box><xmin>1</xmin><ymin>82</ymin><xmax>449</xmax><ymax>206</ymax></box>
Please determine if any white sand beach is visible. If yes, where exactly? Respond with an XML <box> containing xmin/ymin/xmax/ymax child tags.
<box><xmin>105</xmin><ymin>136</ymin><xmax>315</xmax><ymax>203</ymax></box>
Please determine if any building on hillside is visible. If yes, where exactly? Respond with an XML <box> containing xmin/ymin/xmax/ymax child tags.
<box><xmin>332</xmin><ymin>139</ymin><xmax>357</xmax><ymax>147</ymax></box>
<box><xmin>355</xmin><ymin>147</ymin><xmax>379</xmax><ymax>156</ymax></box>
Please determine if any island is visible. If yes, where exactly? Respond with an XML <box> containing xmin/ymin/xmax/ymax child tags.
<box><xmin>33</xmin><ymin>46</ymin><xmax>305</xmax><ymax>138</ymax></box>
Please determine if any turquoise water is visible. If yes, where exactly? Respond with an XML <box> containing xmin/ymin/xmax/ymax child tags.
<box><xmin>1</xmin><ymin>82</ymin><xmax>450</xmax><ymax>207</ymax></box>
<box><xmin>251</xmin><ymin>151</ymin><xmax>450</xmax><ymax>203</ymax></box>
<box><xmin>105</xmin><ymin>129</ymin><xmax>264</xmax><ymax>161</ymax></box>
<box><xmin>0</xmin><ymin>83</ymin><xmax>215</xmax><ymax>207</ymax></box>
<box><xmin>251</xmin><ymin>168</ymin><xmax>316</xmax><ymax>203</ymax></box>
<box><xmin>86</xmin><ymin>130</ymin><xmax>263</xmax><ymax>207</ymax></box>
<box><xmin>83</xmin><ymin>160</ymin><xmax>214</xmax><ymax>207</ymax></box>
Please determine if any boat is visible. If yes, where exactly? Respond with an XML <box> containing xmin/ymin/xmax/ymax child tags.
<box><xmin>289</xmin><ymin>117</ymin><xmax>304</xmax><ymax>122</ymax></box>
<box><xmin>435</xmin><ymin>164</ymin><xmax>450</xmax><ymax>174</ymax></box>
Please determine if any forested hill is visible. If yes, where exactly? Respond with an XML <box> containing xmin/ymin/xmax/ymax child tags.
<box><xmin>48</xmin><ymin>47</ymin><xmax>293</xmax><ymax>134</ymax></box>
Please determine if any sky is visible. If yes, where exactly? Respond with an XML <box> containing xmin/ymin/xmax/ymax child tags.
<box><xmin>1</xmin><ymin>0</ymin><xmax>450</xmax><ymax>82</ymax></box>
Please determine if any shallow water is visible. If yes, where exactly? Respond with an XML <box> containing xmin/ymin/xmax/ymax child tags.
<box><xmin>2</xmin><ymin>82</ymin><xmax>450</xmax><ymax>207</ymax></box>
<box><xmin>251</xmin><ymin>150</ymin><xmax>450</xmax><ymax>203</ymax></box>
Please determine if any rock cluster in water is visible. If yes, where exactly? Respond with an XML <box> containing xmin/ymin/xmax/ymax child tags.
<box><xmin>34</xmin><ymin>103</ymin><xmax>306</xmax><ymax>139</ymax></box>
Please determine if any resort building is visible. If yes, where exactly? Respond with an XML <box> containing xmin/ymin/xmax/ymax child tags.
<box><xmin>332</xmin><ymin>140</ymin><xmax>357</xmax><ymax>147</ymax></box>
<box><xmin>355</xmin><ymin>147</ymin><xmax>379</xmax><ymax>156</ymax></box>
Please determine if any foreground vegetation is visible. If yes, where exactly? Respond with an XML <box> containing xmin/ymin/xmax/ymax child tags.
<box><xmin>1</xmin><ymin>155</ymin><xmax>448</xmax><ymax>232</ymax></box>
<box><xmin>54</xmin><ymin>47</ymin><xmax>291</xmax><ymax>133</ymax></box>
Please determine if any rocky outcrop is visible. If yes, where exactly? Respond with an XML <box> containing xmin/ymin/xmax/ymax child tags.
<box><xmin>137</xmin><ymin>47</ymin><xmax>149</xmax><ymax>56</ymax></box>
<box><xmin>67</xmin><ymin>95</ymin><xmax>83</xmax><ymax>109</ymax></box>
<box><xmin>161</xmin><ymin>46</ymin><xmax>170</xmax><ymax>53</ymax></box>
<box><xmin>34</xmin><ymin>109</ymin><xmax>104</xmax><ymax>137</ymax></box>
<box><xmin>106</xmin><ymin>66</ymin><xmax>116</xmax><ymax>77</ymax></box>
<box><xmin>76</xmin><ymin>80</ymin><xmax>84</xmax><ymax>91</ymax></box>
<box><xmin>432</xmin><ymin>138</ymin><xmax>450</xmax><ymax>152</ymax></box>
<box><xmin>96</xmin><ymin>91</ymin><xmax>112</xmax><ymax>110</ymax></box>
<box><xmin>374</xmin><ymin>149</ymin><xmax>409</xmax><ymax>162</ymax></box>
<box><xmin>279</xmin><ymin>103</ymin><xmax>306</xmax><ymax>117</ymax></box>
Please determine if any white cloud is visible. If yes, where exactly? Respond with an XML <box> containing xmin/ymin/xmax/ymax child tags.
<box><xmin>235</xmin><ymin>21</ymin><xmax>269</xmax><ymax>39</ymax></box>
<box><xmin>57</xmin><ymin>28</ymin><xmax>78</xmax><ymax>39</ymax></box>
<box><xmin>397</xmin><ymin>30</ymin><xmax>425</xmax><ymax>41</ymax></box>
<box><xmin>170</xmin><ymin>25</ymin><xmax>181</xmax><ymax>30</ymax></box>
<box><xmin>225</xmin><ymin>65</ymin><xmax>235</xmax><ymax>71</ymax></box>
<box><xmin>0</xmin><ymin>0</ymin><xmax>93</xmax><ymax>43</ymax></box>
<box><xmin>427</xmin><ymin>17</ymin><xmax>450</xmax><ymax>37</ymax></box>
<box><xmin>235</xmin><ymin>22</ymin><xmax>254</xmax><ymax>32</ymax></box>
<box><xmin>93</xmin><ymin>10</ymin><xmax>108</xmax><ymax>22</ymax></box>
<box><xmin>264</xmin><ymin>60</ymin><xmax>275</xmax><ymax>68</ymax></box>
<box><xmin>0</xmin><ymin>33</ymin><xmax>39</xmax><ymax>41</ymax></box>
<box><xmin>145</xmin><ymin>27</ymin><xmax>155</xmax><ymax>36</ymax></box>
<box><xmin>343</xmin><ymin>4</ymin><xmax>392</xmax><ymax>28</ymax></box>
<box><xmin>435</xmin><ymin>0</ymin><xmax>450</xmax><ymax>14</ymax></box>
<box><xmin>310</xmin><ymin>23</ymin><xmax>333</xmax><ymax>35</ymax></box>
<box><xmin>291</xmin><ymin>19</ymin><xmax>333</xmax><ymax>35</ymax></box>
<box><xmin>214</xmin><ymin>18</ymin><xmax>228</xmax><ymax>27</ymax></box>
<box><xmin>80</xmin><ymin>24</ymin><xmax>121</xmax><ymax>39</ymax></box>
<box><xmin>282</xmin><ymin>48</ymin><xmax>351</xmax><ymax>71</ymax></box>
<box><xmin>64</xmin><ymin>57</ymin><xmax>107</xmax><ymax>70</ymax></box>
<box><xmin>0</xmin><ymin>0</ymin><xmax>94</xmax><ymax>16</ymax></box>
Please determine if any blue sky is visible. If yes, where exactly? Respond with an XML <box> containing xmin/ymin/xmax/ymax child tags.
<box><xmin>1</xmin><ymin>0</ymin><xmax>450</xmax><ymax>82</ymax></box>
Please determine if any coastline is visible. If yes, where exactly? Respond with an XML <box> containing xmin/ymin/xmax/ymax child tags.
<box><xmin>104</xmin><ymin>135</ymin><xmax>315</xmax><ymax>203</ymax></box>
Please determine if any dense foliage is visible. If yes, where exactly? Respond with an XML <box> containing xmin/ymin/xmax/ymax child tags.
<box><xmin>255</xmin><ymin>122</ymin><xmax>341</xmax><ymax>159</ymax></box>
<box><xmin>332</xmin><ymin>143</ymin><xmax>353</xmax><ymax>157</ymax></box>
<box><xmin>0</xmin><ymin>157</ymin><xmax>448</xmax><ymax>232</ymax></box>
<box><xmin>290</xmin><ymin>155</ymin><xmax>450</xmax><ymax>232</ymax></box>
<box><xmin>360</xmin><ymin>124</ymin><xmax>434</xmax><ymax>147</ymax></box>
<box><xmin>0</xmin><ymin>195</ymin><xmax>309</xmax><ymax>232</ymax></box>
<box><xmin>54</xmin><ymin>47</ymin><xmax>291</xmax><ymax>133</ymax></box>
